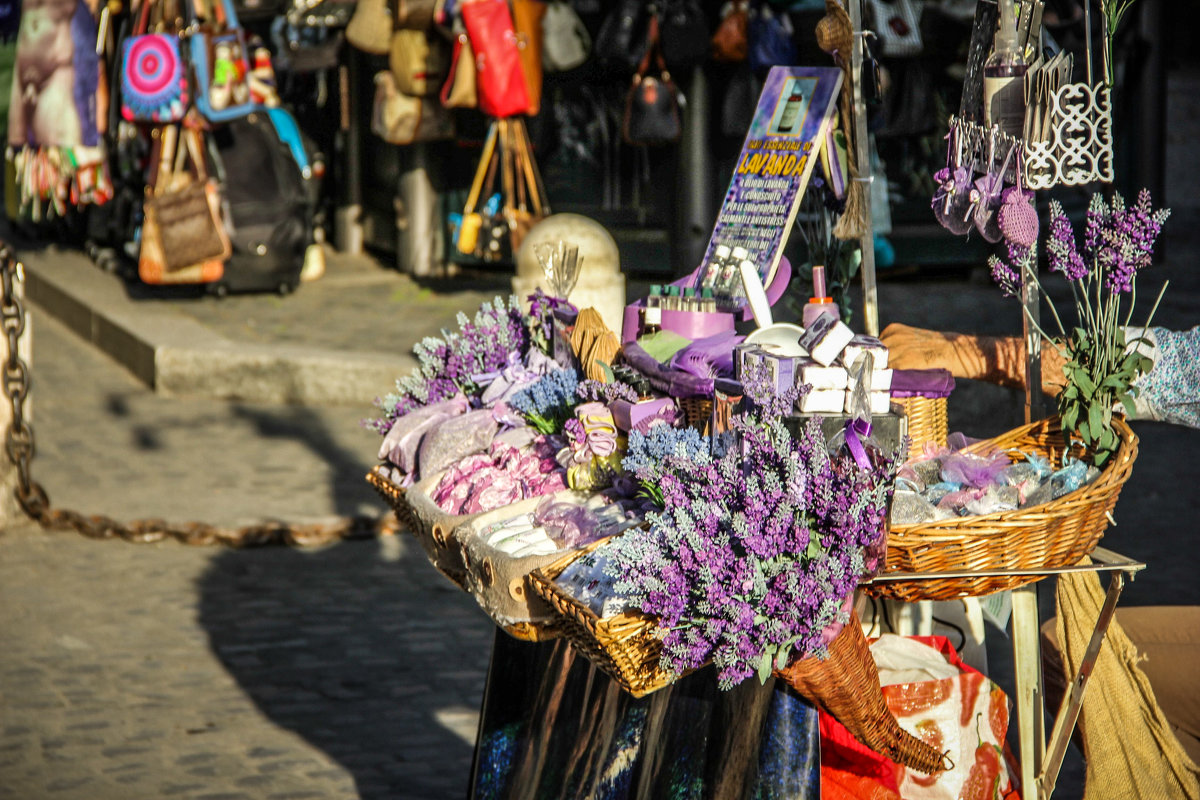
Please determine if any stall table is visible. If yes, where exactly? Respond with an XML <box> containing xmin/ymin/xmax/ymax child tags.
<box><xmin>865</xmin><ymin>546</ymin><xmax>1146</xmax><ymax>800</ymax></box>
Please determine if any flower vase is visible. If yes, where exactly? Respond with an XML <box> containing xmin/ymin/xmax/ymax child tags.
<box><xmin>774</xmin><ymin>609</ymin><xmax>950</xmax><ymax>775</ymax></box>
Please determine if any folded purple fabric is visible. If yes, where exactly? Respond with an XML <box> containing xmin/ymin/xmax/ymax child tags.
<box><xmin>890</xmin><ymin>368</ymin><xmax>956</xmax><ymax>398</ymax></box>
<box><xmin>669</xmin><ymin>331</ymin><xmax>744</xmax><ymax>380</ymax></box>
<box><xmin>622</xmin><ymin>342</ymin><xmax>714</xmax><ymax>399</ymax></box>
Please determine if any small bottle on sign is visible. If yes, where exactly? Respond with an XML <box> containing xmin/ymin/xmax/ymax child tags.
<box><xmin>777</xmin><ymin>82</ymin><xmax>805</xmax><ymax>133</ymax></box>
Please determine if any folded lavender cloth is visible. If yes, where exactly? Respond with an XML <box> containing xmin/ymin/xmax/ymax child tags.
<box><xmin>622</xmin><ymin>342</ymin><xmax>715</xmax><ymax>399</ymax></box>
<box><xmin>890</xmin><ymin>368</ymin><xmax>956</xmax><ymax>398</ymax></box>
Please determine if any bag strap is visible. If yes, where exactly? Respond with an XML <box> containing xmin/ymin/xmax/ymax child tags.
<box><xmin>499</xmin><ymin>119</ymin><xmax>517</xmax><ymax>215</ymax></box>
<box><xmin>518</xmin><ymin>117</ymin><xmax>550</xmax><ymax>216</ymax></box>
<box><xmin>152</xmin><ymin>125</ymin><xmax>179</xmax><ymax>197</ymax></box>
<box><xmin>634</xmin><ymin>14</ymin><xmax>667</xmax><ymax>79</ymax></box>
<box><xmin>133</xmin><ymin>0</ymin><xmax>154</xmax><ymax>36</ymax></box>
<box><xmin>463</xmin><ymin>122</ymin><xmax>498</xmax><ymax>215</ymax></box>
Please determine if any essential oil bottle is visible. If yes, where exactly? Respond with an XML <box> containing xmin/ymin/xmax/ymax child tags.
<box><xmin>983</xmin><ymin>0</ymin><xmax>1027</xmax><ymax>137</ymax></box>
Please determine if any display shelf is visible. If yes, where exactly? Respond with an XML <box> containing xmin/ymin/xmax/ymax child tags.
<box><xmin>866</xmin><ymin>547</ymin><xmax>1145</xmax><ymax>800</ymax></box>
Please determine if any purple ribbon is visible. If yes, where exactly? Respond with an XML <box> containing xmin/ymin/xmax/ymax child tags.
<box><xmin>845</xmin><ymin>417</ymin><xmax>873</xmax><ymax>470</ymax></box>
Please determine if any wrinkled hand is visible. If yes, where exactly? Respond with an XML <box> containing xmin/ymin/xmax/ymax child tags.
<box><xmin>881</xmin><ymin>323</ymin><xmax>1068</xmax><ymax>396</ymax></box>
<box><xmin>879</xmin><ymin>323</ymin><xmax>961</xmax><ymax>373</ymax></box>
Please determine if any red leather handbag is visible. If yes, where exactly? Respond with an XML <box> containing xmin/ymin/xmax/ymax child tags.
<box><xmin>460</xmin><ymin>0</ymin><xmax>530</xmax><ymax>119</ymax></box>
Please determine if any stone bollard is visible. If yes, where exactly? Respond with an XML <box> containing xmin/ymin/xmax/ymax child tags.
<box><xmin>512</xmin><ymin>214</ymin><xmax>626</xmax><ymax>335</ymax></box>
<box><xmin>1</xmin><ymin>272</ymin><xmax>32</xmax><ymax>527</ymax></box>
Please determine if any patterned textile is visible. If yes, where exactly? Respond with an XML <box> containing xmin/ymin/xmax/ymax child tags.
<box><xmin>1133</xmin><ymin>326</ymin><xmax>1200</xmax><ymax>429</ymax></box>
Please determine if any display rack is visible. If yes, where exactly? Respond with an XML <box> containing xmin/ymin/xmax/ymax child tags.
<box><xmin>867</xmin><ymin>547</ymin><xmax>1145</xmax><ymax>800</ymax></box>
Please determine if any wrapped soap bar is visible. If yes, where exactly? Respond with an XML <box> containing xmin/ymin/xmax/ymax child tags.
<box><xmin>798</xmin><ymin>358</ymin><xmax>849</xmax><ymax>390</ymax></box>
<box><xmin>841</xmin><ymin>334</ymin><xmax>889</xmax><ymax>370</ymax></box>
<box><xmin>799</xmin><ymin>388</ymin><xmax>846</xmax><ymax>414</ymax></box>
<box><xmin>798</xmin><ymin>315</ymin><xmax>854</xmax><ymax>366</ymax></box>
<box><xmin>844</xmin><ymin>390</ymin><xmax>891</xmax><ymax>415</ymax></box>
<box><xmin>872</xmin><ymin>369</ymin><xmax>894</xmax><ymax>391</ymax></box>
<box><xmin>610</xmin><ymin>397</ymin><xmax>675</xmax><ymax>432</ymax></box>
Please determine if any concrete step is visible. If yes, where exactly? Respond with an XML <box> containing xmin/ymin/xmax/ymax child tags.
<box><xmin>23</xmin><ymin>248</ymin><xmax>414</xmax><ymax>406</ymax></box>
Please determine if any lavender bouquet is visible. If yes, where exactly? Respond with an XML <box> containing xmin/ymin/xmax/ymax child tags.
<box><xmin>989</xmin><ymin>190</ymin><xmax>1169</xmax><ymax>466</ymax></box>
<box><xmin>508</xmin><ymin>367</ymin><xmax>581</xmax><ymax>435</ymax></box>
<box><xmin>370</xmin><ymin>296</ymin><xmax>532</xmax><ymax>434</ymax></box>
<box><xmin>602</xmin><ymin>365</ymin><xmax>900</xmax><ymax>690</ymax></box>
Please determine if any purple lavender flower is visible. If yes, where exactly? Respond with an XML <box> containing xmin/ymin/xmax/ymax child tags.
<box><xmin>1045</xmin><ymin>200</ymin><xmax>1088</xmax><ymax>281</ymax></box>
<box><xmin>602</xmin><ymin>389</ymin><xmax>899</xmax><ymax>690</ymax></box>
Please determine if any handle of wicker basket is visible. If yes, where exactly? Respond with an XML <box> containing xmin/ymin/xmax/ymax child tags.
<box><xmin>774</xmin><ymin>610</ymin><xmax>953</xmax><ymax>775</ymax></box>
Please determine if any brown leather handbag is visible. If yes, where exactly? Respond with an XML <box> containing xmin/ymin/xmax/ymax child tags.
<box><xmin>394</xmin><ymin>0</ymin><xmax>437</xmax><ymax>29</ymax></box>
<box><xmin>623</xmin><ymin>16</ymin><xmax>682</xmax><ymax>146</ymax></box>
<box><xmin>710</xmin><ymin>0</ymin><xmax>748</xmax><ymax>62</ymax></box>
<box><xmin>371</xmin><ymin>71</ymin><xmax>456</xmax><ymax>145</ymax></box>
<box><xmin>511</xmin><ymin>0</ymin><xmax>547</xmax><ymax>115</ymax></box>
<box><xmin>139</xmin><ymin>125</ymin><xmax>229</xmax><ymax>285</ymax></box>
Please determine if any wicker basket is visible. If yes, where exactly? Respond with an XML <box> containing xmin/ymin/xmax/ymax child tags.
<box><xmin>679</xmin><ymin>396</ymin><xmax>714</xmax><ymax>434</ymax></box>
<box><xmin>366</xmin><ymin>465</ymin><xmax>472</xmax><ymax>591</ymax></box>
<box><xmin>366</xmin><ymin>465</ymin><xmax>417</xmax><ymax>533</ymax></box>
<box><xmin>867</xmin><ymin>416</ymin><xmax>1138</xmax><ymax>602</ymax></box>
<box><xmin>528</xmin><ymin>539</ymin><xmax>679</xmax><ymax>698</ymax></box>
<box><xmin>893</xmin><ymin>395</ymin><xmax>948</xmax><ymax>453</ymax></box>
<box><xmin>775</xmin><ymin>610</ymin><xmax>950</xmax><ymax>774</ymax></box>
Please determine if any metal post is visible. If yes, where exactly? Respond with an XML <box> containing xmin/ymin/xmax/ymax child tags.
<box><xmin>335</xmin><ymin>51</ymin><xmax>364</xmax><ymax>255</ymax></box>
<box><xmin>1022</xmin><ymin>254</ymin><xmax>1043</xmax><ymax>423</ymax></box>
<box><xmin>1011</xmin><ymin>583</ymin><xmax>1046</xmax><ymax>798</ymax></box>
<box><xmin>674</xmin><ymin>64</ymin><xmax>714</xmax><ymax>277</ymax></box>
<box><xmin>396</xmin><ymin>143</ymin><xmax>446</xmax><ymax>277</ymax></box>
<box><xmin>849</xmin><ymin>0</ymin><xmax>879</xmax><ymax>336</ymax></box>
<box><xmin>1039</xmin><ymin>571</ymin><xmax>1127</xmax><ymax>799</ymax></box>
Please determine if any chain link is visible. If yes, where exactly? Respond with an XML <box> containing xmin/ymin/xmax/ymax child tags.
<box><xmin>0</xmin><ymin>243</ymin><xmax>394</xmax><ymax>547</ymax></box>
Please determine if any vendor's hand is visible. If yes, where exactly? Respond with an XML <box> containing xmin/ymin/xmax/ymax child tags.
<box><xmin>881</xmin><ymin>323</ymin><xmax>1069</xmax><ymax>396</ymax></box>
<box><xmin>879</xmin><ymin>323</ymin><xmax>963</xmax><ymax>374</ymax></box>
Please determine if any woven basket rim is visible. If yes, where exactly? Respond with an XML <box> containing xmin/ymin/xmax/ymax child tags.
<box><xmin>890</xmin><ymin>415</ymin><xmax>1137</xmax><ymax>535</ymax></box>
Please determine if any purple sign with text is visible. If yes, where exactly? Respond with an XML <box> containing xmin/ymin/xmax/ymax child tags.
<box><xmin>697</xmin><ymin>66</ymin><xmax>842</xmax><ymax>297</ymax></box>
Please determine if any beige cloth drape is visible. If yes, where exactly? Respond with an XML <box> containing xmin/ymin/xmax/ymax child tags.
<box><xmin>1055</xmin><ymin>561</ymin><xmax>1200</xmax><ymax>800</ymax></box>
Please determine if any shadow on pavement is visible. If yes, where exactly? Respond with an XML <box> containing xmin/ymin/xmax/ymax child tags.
<box><xmin>196</xmin><ymin>536</ymin><xmax>494</xmax><ymax>799</ymax></box>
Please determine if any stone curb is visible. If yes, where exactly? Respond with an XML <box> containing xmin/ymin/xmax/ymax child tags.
<box><xmin>23</xmin><ymin>250</ymin><xmax>413</xmax><ymax>406</ymax></box>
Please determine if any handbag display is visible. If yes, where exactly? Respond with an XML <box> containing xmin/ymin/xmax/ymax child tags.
<box><xmin>189</xmin><ymin>0</ymin><xmax>256</xmax><ymax>122</ymax></box>
<box><xmin>121</xmin><ymin>0</ymin><xmax>189</xmax><ymax>124</ymax></box>
<box><xmin>388</xmin><ymin>29</ymin><xmax>450</xmax><ymax>97</ymax></box>
<box><xmin>623</xmin><ymin>16</ymin><xmax>682</xmax><ymax>147</ymax></box>
<box><xmin>541</xmin><ymin>0</ymin><xmax>590</xmax><ymax>72</ymax></box>
<box><xmin>139</xmin><ymin>125</ymin><xmax>229</xmax><ymax>284</ymax></box>
<box><xmin>372</xmin><ymin>71</ymin><xmax>456</xmax><ymax>145</ymax></box>
<box><xmin>461</xmin><ymin>0</ymin><xmax>529</xmax><ymax>119</ymax></box>
<box><xmin>511</xmin><ymin>0</ymin><xmax>547</xmax><ymax>115</ymax></box>
<box><xmin>456</xmin><ymin>118</ymin><xmax>549</xmax><ymax>259</ymax></box>
<box><xmin>440</xmin><ymin>29</ymin><xmax>478</xmax><ymax>108</ymax></box>
<box><xmin>710</xmin><ymin>0</ymin><xmax>748</xmax><ymax>63</ymax></box>
<box><xmin>346</xmin><ymin>0</ymin><xmax>393</xmax><ymax>54</ymax></box>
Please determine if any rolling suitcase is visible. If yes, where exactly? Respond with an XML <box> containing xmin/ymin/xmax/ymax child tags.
<box><xmin>208</xmin><ymin>109</ymin><xmax>315</xmax><ymax>295</ymax></box>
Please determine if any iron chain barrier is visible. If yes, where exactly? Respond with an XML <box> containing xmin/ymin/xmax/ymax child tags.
<box><xmin>1</xmin><ymin>244</ymin><xmax>394</xmax><ymax>547</ymax></box>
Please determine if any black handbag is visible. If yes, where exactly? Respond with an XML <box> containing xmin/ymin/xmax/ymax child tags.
<box><xmin>622</xmin><ymin>16</ymin><xmax>682</xmax><ymax>146</ymax></box>
<box><xmin>658</xmin><ymin>0</ymin><xmax>709</xmax><ymax>73</ymax></box>
<box><xmin>595</xmin><ymin>0</ymin><xmax>647</xmax><ymax>74</ymax></box>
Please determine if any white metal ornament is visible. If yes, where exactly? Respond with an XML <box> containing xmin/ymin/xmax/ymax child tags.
<box><xmin>1023</xmin><ymin>82</ymin><xmax>1115</xmax><ymax>190</ymax></box>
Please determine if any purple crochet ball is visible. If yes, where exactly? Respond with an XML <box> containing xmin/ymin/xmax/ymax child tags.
<box><xmin>999</xmin><ymin>188</ymin><xmax>1040</xmax><ymax>248</ymax></box>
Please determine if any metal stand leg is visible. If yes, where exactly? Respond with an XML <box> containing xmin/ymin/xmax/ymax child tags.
<box><xmin>1012</xmin><ymin>583</ymin><xmax>1045</xmax><ymax>798</ymax></box>
<box><xmin>1038</xmin><ymin>570</ymin><xmax>1127</xmax><ymax>799</ymax></box>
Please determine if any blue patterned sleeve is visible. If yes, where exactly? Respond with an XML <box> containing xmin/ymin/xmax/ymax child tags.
<box><xmin>1133</xmin><ymin>326</ymin><xmax>1200</xmax><ymax>429</ymax></box>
